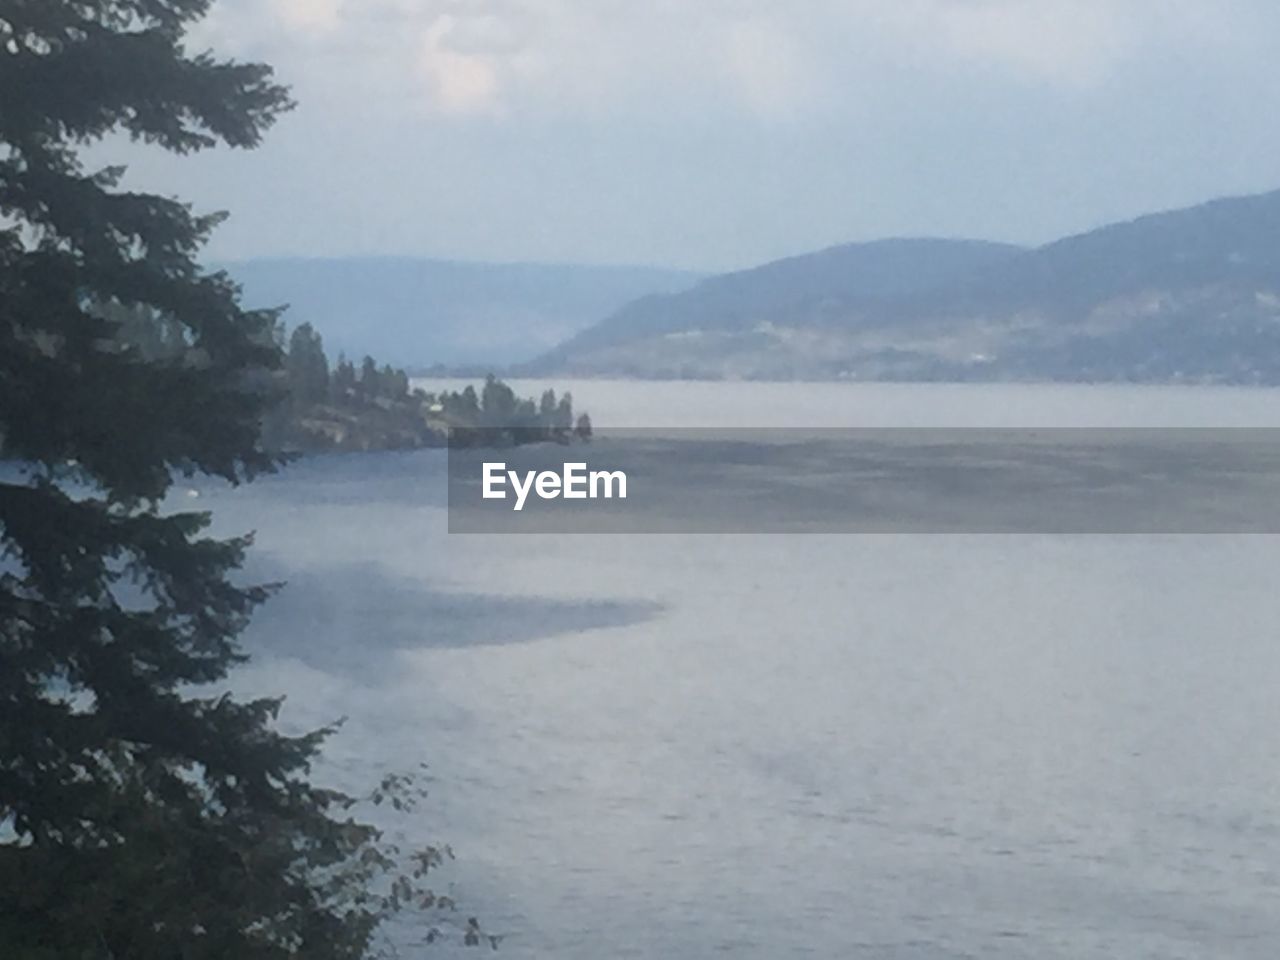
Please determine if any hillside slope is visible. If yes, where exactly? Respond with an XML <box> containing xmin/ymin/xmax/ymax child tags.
<box><xmin>531</xmin><ymin>238</ymin><xmax>1023</xmax><ymax>370</ymax></box>
<box><xmin>527</xmin><ymin>190</ymin><xmax>1280</xmax><ymax>383</ymax></box>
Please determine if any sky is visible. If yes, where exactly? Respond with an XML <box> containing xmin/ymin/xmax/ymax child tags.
<box><xmin>103</xmin><ymin>0</ymin><xmax>1280</xmax><ymax>272</ymax></box>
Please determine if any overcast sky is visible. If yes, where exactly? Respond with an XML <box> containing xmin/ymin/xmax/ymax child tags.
<box><xmin>105</xmin><ymin>0</ymin><xmax>1280</xmax><ymax>271</ymax></box>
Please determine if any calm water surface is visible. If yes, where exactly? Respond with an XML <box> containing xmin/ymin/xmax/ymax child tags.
<box><xmin>203</xmin><ymin>383</ymin><xmax>1280</xmax><ymax>958</ymax></box>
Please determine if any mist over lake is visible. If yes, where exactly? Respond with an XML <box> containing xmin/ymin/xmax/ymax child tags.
<box><xmin>202</xmin><ymin>381</ymin><xmax>1280</xmax><ymax>958</ymax></box>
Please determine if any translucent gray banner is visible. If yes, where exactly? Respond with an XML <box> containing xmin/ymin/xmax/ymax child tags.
<box><xmin>446</xmin><ymin>428</ymin><xmax>1280</xmax><ymax>533</ymax></box>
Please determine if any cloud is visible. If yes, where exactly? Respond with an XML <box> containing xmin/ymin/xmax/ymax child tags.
<box><xmin>419</xmin><ymin>15</ymin><xmax>504</xmax><ymax>115</ymax></box>
<box><xmin>270</xmin><ymin>0</ymin><xmax>343</xmax><ymax>34</ymax></box>
<box><xmin>105</xmin><ymin>0</ymin><xmax>1280</xmax><ymax>272</ymax></box>
<box><xmin>194</xmin><ymin>0</ymin><xmax>1272</xmax><ymax>123</ymax></box>
<box><xmin>904</xmin><ymin>0</ymin><xmax>1136</xmax><ymax>88</ymax></box>
<box><xmin>719</xmin><ymin>16</ymin><xmax>818</xmax><ymax>118</ymax></box>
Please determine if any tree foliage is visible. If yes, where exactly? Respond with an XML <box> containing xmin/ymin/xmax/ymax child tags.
<box><xmin>438</xmin><ymin>376</ymin><xmax>583</xmax><ymax>447</ymax></box>
<box><xmin>0</xmin><ymin>2</ymin><xmax>480</xmax><ymax>956</ymax></box>
<box><xmin>286</xmin><ymin>322</ymin><xmax>329</xmax><ymax>407</ymax></box>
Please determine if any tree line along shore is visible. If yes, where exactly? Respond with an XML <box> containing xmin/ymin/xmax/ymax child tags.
<box><xmin>105</xmin><ymin>303</ymin><xmax>592</xmax><ymax>453</ymax></box>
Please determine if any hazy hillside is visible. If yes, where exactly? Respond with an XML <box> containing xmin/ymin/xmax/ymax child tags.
<box><xmin>534</xmin><ymin>238</ymin><xmax>1024</xmax><ymax>362</ymax></box>
<box><xmin>221</xmin><ymin>257</ymin><xmax>702</xmax><ymax>368</ymax></box>
<box><xmin>527</xmin><ymin>190</ymin><xmax>1280</xmax><ymax>383</ymax></box>
<box><xmin>936</xmin><ymin>189</ymin><xmax>1280</xmax><ymax>314</ymax></box>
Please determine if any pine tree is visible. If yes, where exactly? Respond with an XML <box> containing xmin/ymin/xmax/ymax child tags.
<box><xmin>555</xmin><ymin>393</ymin><xmax>574</xmax><ymax>433</ymax></box>
<box><xmin>480</xmin><ymin>374</ymin><xmax>516</xmax><ymax>425</ymax></box>
<box><xmin>391</xmin><ymin>367</ymin><xmax>410</xmax><ymax>400</ymax></box>
<box><xmin>0</xmin><ymin>2</ymin><xmax>470</xmax><ymax>956</ymax></box>
<box><xmin>458</xmin><ymin>384</ymin><xmax>480</xmax><ymax>416</ymax></box>
<box><xmin>539</xmin><ymin>389</ymin><xmax>557</xmax><ymax>421</ymax></box>
<box><xmin>331</xmin><ymin>352</ymin><xmax>357</xmax><ymax>403</ymax></box>
<box><xmin>359</xmin><ymin>355</ymin><xmax>379</xmax><ymax>400</ymax></box>
<box><xmin>286</xmin><ymin>322</ymin><xmax>330</xmax><ymax>408</ymax></box>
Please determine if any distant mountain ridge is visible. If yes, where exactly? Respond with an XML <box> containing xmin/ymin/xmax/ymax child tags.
<box><xmin>546</xmin><ymin>238</ymin><xmax>1024</xmax><ymax>355</ymax></box>
<box><xmin>523</xmin><ymin>189</ymin><xmax>1280</xmax><ymax>383</ymax></box>
<box><xmin>221</xmin><ymin>257</ymin><xmax>702</xmax><ymax>369</ymax></box>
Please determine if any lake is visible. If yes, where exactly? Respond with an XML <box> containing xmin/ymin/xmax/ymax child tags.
<box><xmin>199</xmin><ymin>381</ymin><xmax>1280</xmax><ymax>958</ymax></box>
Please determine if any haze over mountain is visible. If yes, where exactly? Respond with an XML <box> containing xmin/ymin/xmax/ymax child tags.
<box><xmin>222</xmin><ymin>257</ymin><xmax>702</xmax><ymax>369</ymax></box>
<box><xmin>524</xmin><ymin>189</ymin><xmax>1280</xmax><ymax>383</ymax></box>
<box><xmin>533</xmin><ymin>238</ymin><xmax>1024</xmax><ymax>372</ymax></box>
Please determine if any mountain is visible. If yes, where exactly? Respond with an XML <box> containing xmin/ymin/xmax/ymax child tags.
<box><xmin>220</xmin><ymin>257</ymin><xmax>702</xmax><ymax>369</ymax></box>
<box><xmin>530</xmin><ymin>238</ymin><xmax>1024</xmax><ymax>374</ymax></box>
<box><xmin>525</xmin><ymin>190</ymin><xmax>1280</xmax><ymax>383</ymax></box>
